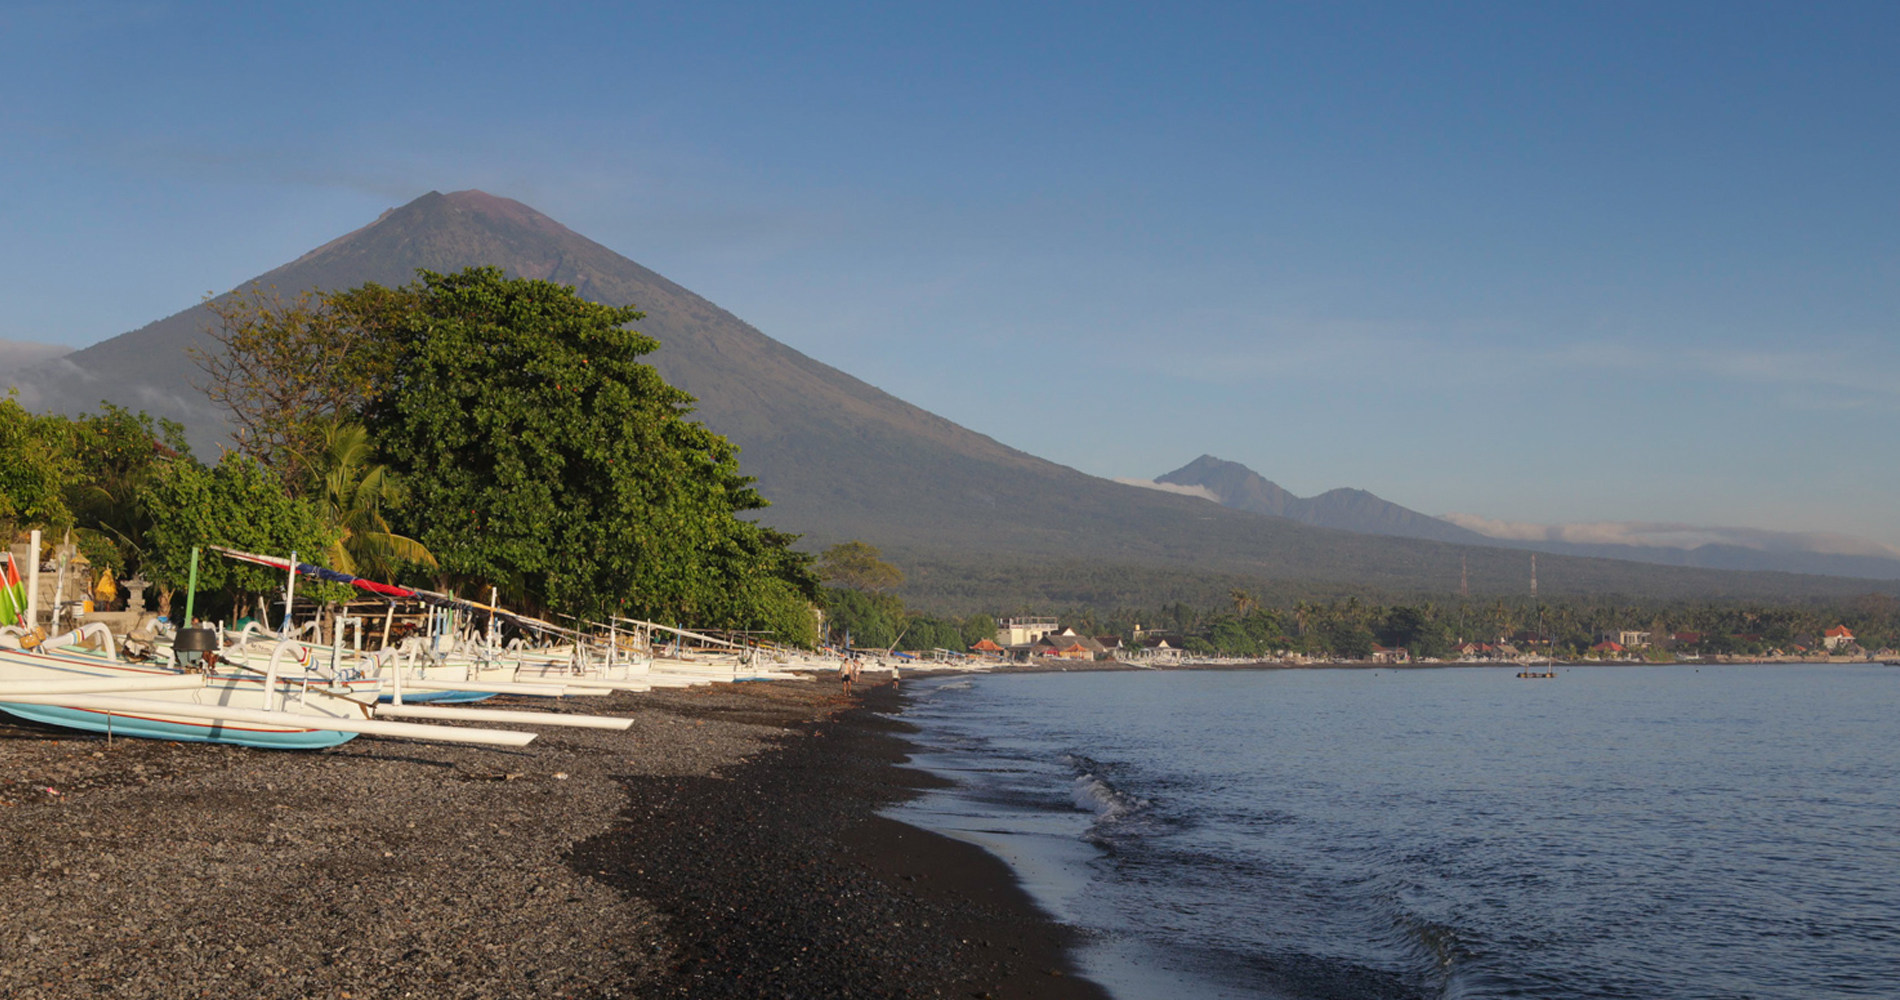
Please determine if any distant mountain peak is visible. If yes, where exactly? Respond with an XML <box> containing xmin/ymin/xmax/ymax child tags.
<box><xmin>1156</xmin><ymin>456</ymin><xmax>1492</xmax><ymax>546</ymax></box>
<box><xmin>439</xmin><ymin>189</ymin><xmax>581</xmax><ymax>238</ymax></box>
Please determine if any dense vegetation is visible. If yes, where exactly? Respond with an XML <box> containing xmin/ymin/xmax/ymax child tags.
<box><xmin>954</xmin><ymin>591</ymin><xmax>1900</xmax><ymax>660</ymax></box>
<box><xmin>814</xmin><ymin>541</ymin><xmax>991</xmax><ymax>653</ymax></box>
<box><xmin>805</xmin><ymin>542</ymin><xmax>1900</xmax><ymax>659</ymax></box>
<box><xmin>2</xmin><ymin>268</ymin><xmax>820</xmax><ymax>643</ymax></box>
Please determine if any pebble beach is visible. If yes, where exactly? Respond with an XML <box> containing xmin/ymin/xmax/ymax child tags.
<box><xmin>0</xmin><ymin>677</ymin><xmax>1109</xmax><ymax>1000</ymax></box>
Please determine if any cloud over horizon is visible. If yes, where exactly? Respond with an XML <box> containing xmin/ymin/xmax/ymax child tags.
<box><xmin>1440</xmin><ymin>513</ymin><xmax>1900</xmax><ymax>561</ymax></box>
<box><xmin>0</xmin><ymin>339</ymin><xmax>73</xmax><ymax>370</ymax></box>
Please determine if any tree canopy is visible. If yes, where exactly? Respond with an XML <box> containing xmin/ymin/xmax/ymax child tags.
<box><xmin>816</xmin><ymin>540</ymin><xmax>905</xmax><ymax>593</ymax></box>
<box><xmin>190</xmin><ymin>284</ymin><xmax>407</xmax><ymax>487</ymax></box>
<box><xmin>0</xmin><ymin>394</ymin><xmax>76</xmax><ymax>535</ymax></box>
<box><xmin>140</xmin><ymin>452</ymin><xmax>343</xmax><ymax>601</ymax></box>
<box><xmin>361</xmin><ymin>267</ymin><xmax>818</xmax><ymax>640</ymax></box>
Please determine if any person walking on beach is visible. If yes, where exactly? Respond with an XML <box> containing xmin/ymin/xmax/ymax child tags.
<box><xmin>841</xmin><ymin>657</ymin><xmax>856</xmax><ymax>696</ymax></box>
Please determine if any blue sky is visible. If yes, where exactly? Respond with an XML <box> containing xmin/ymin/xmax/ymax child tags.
<box><xmin>3</xmin><ymin>1</ymin><xmax>1896</xmax><ymax>547</ymax></box>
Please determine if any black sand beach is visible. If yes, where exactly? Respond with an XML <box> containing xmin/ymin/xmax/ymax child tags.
<box><xmin>0</xmin><ymin>677</ymin><xmax>1110</xmax><ymax>999</ymax></box>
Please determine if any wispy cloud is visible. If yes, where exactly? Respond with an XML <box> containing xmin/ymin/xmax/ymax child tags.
<box><xmin>0</xmin><ymin>1</ymin><xmax>167</xmax><ymax>39</ymax></box>
<box><xmin>1113</xmin><ymin>477</ymin><xmax>1220</xmax><ymax>503</ymax></box>
<box><xmin>0</xmin><ymin>338</ymin><xmax>72</xmax><ymax>369</ymax></box>
<box><xmin>1440</xmin><ymin>513</ymin><xmax>1900</xmax><ymax>560</ymax></box>
<box><xmin>1553</xmin><ymin>341</ymin><xmax>1900</xmax><ymax>409</ymax></box>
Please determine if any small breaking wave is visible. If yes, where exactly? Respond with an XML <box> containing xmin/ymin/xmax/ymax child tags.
<box><xmin>1063</xmin><ymin>754</ymin><xmax>1152</xmax><ymax>831</ymax></box>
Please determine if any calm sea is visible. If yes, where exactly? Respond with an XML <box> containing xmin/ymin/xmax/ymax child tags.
<box><xmin>886</xmin><ymin>665</ymin><xmax>1900</xmax><ymax>1000</ymax></box>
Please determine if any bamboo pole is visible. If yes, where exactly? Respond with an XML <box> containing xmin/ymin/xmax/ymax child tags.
<box><xmin>183</xmin><ymin>547</ymin><xmax>200</xmax><ymax>626</ymax></box>
<box><xmin>26</xmin><ymin>529</ymin><xmax>40</xmax><ymax>629</ymax></box>
<box><xmin>280</xmin><ymin>550</ymin><xmax>297</xmax><ymax>632</ymax></box>
<box><xmin>374</xmin><ymin>703</ymin><xmax>631</xmax><ymax>730</ymax></box>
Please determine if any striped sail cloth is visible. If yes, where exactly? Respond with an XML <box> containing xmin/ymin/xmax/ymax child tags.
<box><xmin>0</xmin><ymin>552</ymin><xmax>26</xmax><ymax>626</ymax></box>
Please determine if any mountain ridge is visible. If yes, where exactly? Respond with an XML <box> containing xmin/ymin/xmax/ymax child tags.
<box><xmin>1157</xmin><ymin>455</ymin><xmax>1495</xmax><ymax>546</ymax></box>
<box><xmin>1158</xmin><ymin>454</ymin><xmax>1900</xmax><ymax>582</ymax></box>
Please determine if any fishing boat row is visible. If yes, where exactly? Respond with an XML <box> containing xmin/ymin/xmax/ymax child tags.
<box><xmin>0</xmin><ymin>543</ymin><xmax>833</xmax><ymax>751</ymax></box>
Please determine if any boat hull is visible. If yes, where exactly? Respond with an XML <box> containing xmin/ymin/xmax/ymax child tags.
<box><xmin>0</xmin><ymin>702</ymin><xmax>355</xmax><ymax>749</ymax></box>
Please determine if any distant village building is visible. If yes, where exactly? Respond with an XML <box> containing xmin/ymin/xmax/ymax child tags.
<box><xmin>1032</xmin><ymin>627</ymin><xmax>1108</xmax><ymax>660</ymax></box>
<box><xmin>969</xmin><ymin>638</ymin><xmax>1006</xmax><ymax>659</ymax></box>
<box><xmin>1823</xmin><ymin>626</ymin><xmax>1856</xmax><ymax>651</ymax></box>
<box><xmin>1370</xmin><ymin>645</ymin><xmax>1409</xmax><ymax>664</ymax></box>
<box><xmin>1590</xmin><ymin>640</ymin><xmax>1626</xmax><ymax>656</ymax></box>
<box><xmin>998</xmin><ymin>617</ymin><xmax>1060</xmax><ymax>647</ymax></box>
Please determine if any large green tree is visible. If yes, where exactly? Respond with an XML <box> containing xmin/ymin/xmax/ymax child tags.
<box><xmin>140</xmin><ymin>453</ymin><xmax>346</xmax><ymax>614</ymax></box>
<box><xmin>816</xmin><ymin>540</ymin><xmax>905</xmax><ymax>593</ymax></box>
<box><xmin>62</xmin><ymin>404</ymin><xmax>192</xmax><ymax>576</ymax></box>
<box><xmin>191</xmin><ymin>283</ymin><xmax>408</xmax><ymax>488</ymax></box>
<box><xmin>0</xmin><ymin>394</ymin><xmax>76</xmax><ymax>534</ymax></box>
<box><xmin>364</xmin><ymin>267</ymin><xmax>818</xmax><ymax>639</ymax></box>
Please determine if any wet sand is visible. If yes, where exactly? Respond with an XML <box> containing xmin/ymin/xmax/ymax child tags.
<box><xmin>0</xmin><ymin>678</ymin><xmax>1108</xmax><ymax>999</ymax></box>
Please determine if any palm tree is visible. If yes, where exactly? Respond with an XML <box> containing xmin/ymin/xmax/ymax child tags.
<box><xmin>304</xmin><ymin>419</ymin><xmax>435</xmax><ymax>580</ymax></box>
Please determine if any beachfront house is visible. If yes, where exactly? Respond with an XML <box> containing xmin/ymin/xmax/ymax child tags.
<box><xmin>998</xmin><ymin>616</ymin><xmax>1060</xmax><ymax>647</ymax></box>
<box><xmin>1033</xmin><ymin>628</ymin><xmax>1109</xmax><ymax>660</ymax></box>
<box><xmin>1370</xmin><ymin>645</ymin><xmax>1409</xmax><ymax>664</ymax></box>
<box><xmin>1823</xmin><ymin>625</ymin><xmax>1856</xmax><ymax>651</ymax></box>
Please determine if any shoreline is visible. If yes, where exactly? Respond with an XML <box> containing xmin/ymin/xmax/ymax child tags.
<box><xmin>967</xmin><ymin>654</ymin><xmax>1894</xmax><ymax>674</ymax></box>
<box><xmin>573</xmin><ymin>680</ymin><xmax>1110</xmax><ymax>999</ymax></box>
<box><xmin>0</xmin><ymin>678</ymin><xmax>1110</xmax><ymax>999</ymax></box>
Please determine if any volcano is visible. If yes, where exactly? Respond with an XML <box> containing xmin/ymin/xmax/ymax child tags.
<box><xmin>9</xmin><ymin>191</ymin><xmax>1883</xmax><ymax>603</ymax></box>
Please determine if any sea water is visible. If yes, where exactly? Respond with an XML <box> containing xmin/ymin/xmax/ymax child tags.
<box><xmin>886</xmin><ymin>665</ymin><xmax>1900</xmax><ymax>999</ymax></box>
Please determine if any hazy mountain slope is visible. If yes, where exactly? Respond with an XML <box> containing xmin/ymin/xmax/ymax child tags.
<box><xmin>1506</xmin><ymin>539</ymin><xmax>1900</xmax><ymax>581</ymax></box>
<box><xmin>8</xmin><ymin>192</ymin><xmax>1892</xmax><ymax>601</ymax></box>
<box><xmin>1161</xmin><ymin>455</ymin><xmax>1900</xmax><ymax>582</ymax></box>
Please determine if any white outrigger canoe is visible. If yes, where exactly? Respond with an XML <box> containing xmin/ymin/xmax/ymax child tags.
<box><xmin>0</xmin><ymin>628</ymin><xmax>539</xmax><ymax>749</ymax></box>
<box><xmin>207</xmin><ymin>632</ymin><xmax>634</xmax><ymax>733</ymax></box>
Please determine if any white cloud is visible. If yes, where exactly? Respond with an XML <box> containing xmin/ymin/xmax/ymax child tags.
<box><xmin>1440</xmin><ymin>513</ymin><xmax>1900</xmax><ymax>560</ymax></box>
<box><xmin>0</xmin><ymin>339</ymin><xmax>72</xmax><ymax>370</ymax></box>
<box><xmin>1553</xmin><ymin>341</ymin><xmax>1900</xmax><ymax>409</ymax></box>
<box><xmin>1113</xmin><ymin>477</ymin><xmax>1221</xmax><ymax>503</ymax></box>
